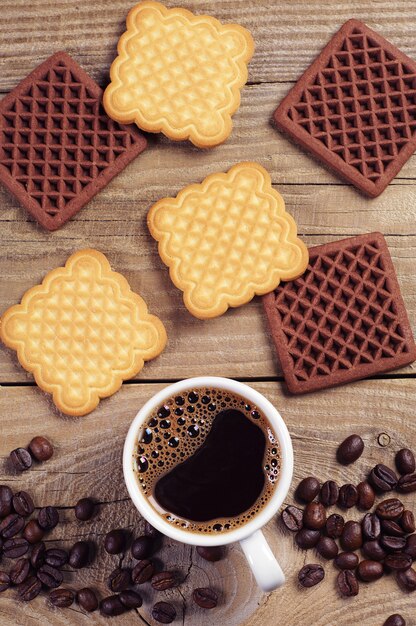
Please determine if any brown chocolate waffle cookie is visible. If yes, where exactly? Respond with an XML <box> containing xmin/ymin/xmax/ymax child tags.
<box><xmin>0</xmin><ymin>52</ymin><xmax>147</xmax><ymax>230</ymax></box>
<box><xmin>274</xmin><ymin>19</ymin><xmax>416</xmax><ymax>197</ymax></box>
<box><xmin>263</xmin><ymin>233</ymin><xmax>416</xmax><ymax>394</ymax></box>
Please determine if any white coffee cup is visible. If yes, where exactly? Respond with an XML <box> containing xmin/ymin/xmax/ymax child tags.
<box><xmin>123</xmin><ymin>377</ymin><xmax>293</xmax><ymax>592</ymax></box>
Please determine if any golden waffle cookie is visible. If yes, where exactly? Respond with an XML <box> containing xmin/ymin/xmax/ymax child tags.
<box><xmin>148</xmin><ymin>162</ymin><xmax>309</xmax><ymax>319</ymax></box>
<box><xmin>103</xmin><ymin>1</ymin><xmax>254</xmax><ymax>148</ymax></box>
<box><xmin>0</xmin><ymin>250</ymin><xmax>167</xmax><ymax>416</ymax></box>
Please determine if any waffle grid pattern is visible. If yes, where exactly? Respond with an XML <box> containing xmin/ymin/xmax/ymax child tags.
<box><xmin>263</xmin><ymin>233</ymin><xmax>416</xmax><ymax>393</ymax></box>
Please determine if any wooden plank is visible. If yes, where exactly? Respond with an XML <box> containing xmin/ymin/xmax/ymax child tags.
<box><xmin>0</xmin><ymin>379</ymin><xmax>415</xmax><ymax>625</ymax></box>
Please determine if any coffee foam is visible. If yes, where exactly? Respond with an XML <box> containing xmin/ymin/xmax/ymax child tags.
<box><xmin>133</xmin><ymin>388</ymin><xmax>281</xmax><ymax>534</ymax></box>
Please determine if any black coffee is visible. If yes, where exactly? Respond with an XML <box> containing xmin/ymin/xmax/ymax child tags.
<box><xmin>133</xmin><ymin>388</ymin><xmax>281</xmax><ymax>533</ymax></box>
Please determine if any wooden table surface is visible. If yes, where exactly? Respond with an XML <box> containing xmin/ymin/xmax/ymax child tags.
<box><xmin>1</xmin><ymin>1</ymin><xmax>415</xmax><ymax>625</ymax></box>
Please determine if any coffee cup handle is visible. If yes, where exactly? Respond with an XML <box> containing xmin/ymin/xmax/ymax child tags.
<box><xmin>239</xmin><ymin>529</ymin><xmax>285</xmax><ymax>592</ymax></box>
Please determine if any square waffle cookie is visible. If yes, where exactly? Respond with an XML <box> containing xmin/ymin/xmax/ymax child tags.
<box><xmin>0</xmin><ymin>52</ymin><xmax>147</xmax><ymax>230</ymax></box>
<box><xmin>274</xmin><ymin>19</ymin><xmax>416</xmax><ymax>197</ymax></box>
<box><xmin>0</xmin><ymin>250</ymin><xmax>167</xmax><ymax>416</ymax></box>
<box><xmin>263</xmin><ymin>233</ymin><xmax>416</xmax><ymax>394</ymax></box>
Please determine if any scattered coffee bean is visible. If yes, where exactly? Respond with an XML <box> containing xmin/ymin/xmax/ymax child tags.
<box><xmin>0</xmin><ymin>572</ymin><xmax>10</xmax><ymax>592</ymax></box>
<box><xmin>295</xmin><ymin>477</ymin><xmax>320</xmax><ymax>503</ymax></box>
<box><xmin>131</xmin><ymin>535</ymin><xmax>155</xmax><ymax>559</ymax></box>
<box><xmin>3</xmin><ymin>537</ymin><xmax>29</xmax><ymax>558</ymax></box>
<box><xmin>356</xmin><ymin>481</ymin><xmax>375</xmax><ymax>511</ymax></box>
<box><xmin>69</xmin><ymin>541</ymin><xmax>90</xmax><ymax>568</ymax></box>
<box><xmin>76</xmin><ymin>587</ymin><xmax>98</xmax><ymax>612</ymax></box>
<box><xmin>381</xmin><ymin>520</ymin><xmax>405</xmax><ymax>537</ymax></box>
<box><xmin>12</xmin><ymin>491</ymin><xmax>34</xmax><ymax>517</ymax></box>
<box><xmin>196</xmin><ymin>545</ymin><xmax>224</xmax><ymax>562</ymax></box>
<box><xmin>144</xmin><ymin>520</ymin><xmax>161</xmax><ymax>539</ymax></box>
<box><xmin>37</xmin><ymin>564</ymin><xmax>63</xmax><ymax>588</ymax></box>
<box><xmin>75</xmin><ymin>497</ymin><xmax>95</xmax><ymax>521</ymax></box>
<box><xmin>395</xmin><ymin>448</ymin><xmax>415</xmax><ymax>475</ymax></box>
<box><xmin>316</xmin><ymin>536</ymin><xmax>338</xmax><ymax>559</ymax></box>
<box><xmin>400</xmin><ymin>511</ymin><xmax>415</xmax><ymax>534</ymax></box>
<box><xmin>281</xmin><ymin>505</ymin><xmax>303</xmax><ymax>532</ymax></box>
<box><xmin>337</xmin><ymin>434</ymin><xmax>364</xmax><ymax>465</ymax></box>
<box><xmin>23</xmin><ymin>520</ymin><xmax>44</xmax><ymax>544</ymax></box>
<box><xmin>326</xmin><ymin>513</ymin><xmax>345</xmax><ymax>539</ymax></box>
<box><xmin>320</xmin><ymin>481</ymin><xmax>339</xmax><ymax>507</ymax></box>
<box><xmin>30</xmin><ymin>542</ymin><xmax>46</xmax><ymax>569</ymax></box>
<box><xmin>9</xmin><ymin>558</ymin><xmax>30</xmax><ymax>585</ymax></box>
<box><xmin>10</xmin><ymin>448</ymin><xmax>32</xmax><ymax>472</ymax></box>
<box><xmin>369</xmin><ymin>464</ymin><xmax>398</xmax><ymax>492</ymax></box>
<box><xmin>376</xmin><ymin>498</ymin><xmax>404</xmax><ymax>520</ymax></box>
<box><xmin>119</xmin><ymin>590</ymin><xmax>143</xmax><ymax>609</ymax></box>
<box><xmin>28</xmin><ymin>436</ymin><xmax>54</xmax><ymax>462</ymax></box>
<box><xmin>0</xmin><ymin>485</ymin><xmax>13</xmax><ymax>518</ymax></box>
<box><xmin>396</xmin><ymin>567</ymin><xmax>416</xmax><ymax>592</ymax></box>
<box><xmin>298</xmin><ymin>564</ymin><xmax>324</xmax><ymax>588</ymax></box>
<box><xmin>44</xmin><ymin>548</ymin><xmax>68</xmax><ymax>569</ymax></box>
<box><xmin>357</xmin><ymin>559</ymin><xmax>383</xmax><ymax>582</ymax></box>
<box><xmin>295</xmin><ymin>528</ymin><xmax>321</xmax><ymax>550</ymax></box>
<box><xmin>362</xmin><ymin>540</ymin><xmax>387</xmax><ymax>561</ymax></box>
<box><xmin>337</xmin><ymin>570</ymin><xmax>359</xmax><ymax>596</ymax></box>
<box><xmin>0</xmin><ymin>513</ymin><xmax>24</xmax><ymax>538</ymax></box>
<box><xmin>341</xmin><ymin>521</ymin><xmax>363</xmax><ymax>551</ymax></box>
<box><xmin>384</xmin><ymin>553</ymin><xmax>413</xmax><ymax>570</ymax></box>
<box><xmin>404</xmin><ymin>534</ymin><xmax>416</xmax><ymax>559</ymax></box>
<box><xmin>104</xmin><ymin>529</ymin><xmax>126</xmax><ymax>554</ymax></box>
<box><xmin>334</xmin><ymin>552</ymin><xmax>359</xmax><ymax>570</ymax></box>
<box><xmin>397</xmin><ymin>473</ymin><xmax>416</xmax><ymax>494</ymax></box>
<box><xmin>108</xmin><ymin>567</ymin><xmax>131</xmax><ymax>592</ymax></box>
<box><xmin>100</xmin><ymin>595</ymin><xmax>126</xmax><ymax>616</ymax></box>
<box><xmin>132</xmin><ymin>559</ymin><xmax>154</xmax><ymax>584</ymax></box>
<box><xmin>18</xmin><ymin>575</ymin><xmax>42</xmax><ymax>601</ymax></box>
<box><xmin>383</xmin><ymin>615</ymin><xmax>406</xmax><ymax>626</ymax></box>
<box><xmin>193</xmin><ymin>587</ymin><xmax>218</xmax><ymax>609</ymax></box>
<box><xmin>362</xmin><ymin>513</ymin><xmax>381</xmax><ymax>540</ymax></box>
<box><xmin>152</xmin><ymin>601</ymin><xmax>176</xmax><ymax>624</ymax></box>
<box><xmin>152</xmin><ymin>571</ymin><xmax>175</xmax><ymax>591</ymax></box>
<box><xmin>338</xmin><ymin>484</ymin><xmax>358</xmax><ymax>509</ymax></box>
<box><xmin>38</xmin><ymin>506</ymin><xmax>59</xmax><ymax>530</ymax></box>
<box><xmin>303</xmin><ymin>502</ymin><xmax>326</xmax><ymax>530</ymax></box>
<box><xmin>380</xmin><ymin>536</ymin><xmax>407</xmax><ymax>552</ymax></box>
<box><xmin>49</xmin><ymin>588</ymin><xmax>74</xmax><ymax>608</ymax></box>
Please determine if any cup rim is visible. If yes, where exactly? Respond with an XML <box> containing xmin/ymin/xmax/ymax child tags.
<box><xmin>123</xmin><ymin>376</ymin><xmax>293</xmax><ymax>546</ymax></box>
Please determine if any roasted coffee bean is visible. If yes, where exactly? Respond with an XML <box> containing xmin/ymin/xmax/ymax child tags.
<box><xmin>75</xmin><ymin>497</ymin><xmax>95</xmax><ymax>521</ymax></box>
<box><xmin>0</xmin><ymin>485</ymin><xmax>13</xmax><ymax>518</ymax></box>
<box><xmin>12</xmin><ymin>491</ymin><xmax>34</xmax><ymax>517</ymax></box>
<box><xmin>18</xmin><ymin>575</ymin><xmax>42</xmax><ymax>601</ymax></box>
<box><xmin>3</xmin><ymin>537</ymin><xmax>29</xmax><ymax>558</ymax></box>
<box><xmin>131</xmin><ymin>535</ymin><xmax>155</xmax><ymax>559</ymax></box>
<box><xmin>0</xmin><ymin>572</ymin><xmax>10</xmax><ymax>592</ymax></box>
<box><xmin>356</xmin><ymin>481</ymin><xmax>375</xmax><ymax>511</ymax></box>
<box><xmin>28</xmin><ymin>436</ymin><xmax>53</xmax><ymax>462</ymax></box>
<box><xmin>9</xmin><ymin>558</ymin><xmax>30</xmax><ymax>584</ymax></box>
<box><xmin>10</xmin><ymin>448</ymin><xmax>32</xmax><ymax>472</ymax></box>
<box><xmin>76</xmin><ymin>587</ymin><xmax>98</xmax><ymax>612</ymax></box>
<box><xmin>381</xmin><ymin>520</ymin><xmax>405</xmax><ymax>537</ymax></box>
<box><xmin>337</xmin><ymin>434</ymin><xmax>364</xmax><ymax>465</ymax></box>
<box><xmin>104</xmin><ymin>529</ymin><xmax>126</xmax><ymax>554</ymax></box>
<box><xmin>400</xmin><ymin>510</ymin><xmax>415</xmax><ymax>534</ymax></box>
<box><xmin>369</xmin><ymin>464</ymin><xmax>398</xmax><ymax>492</ymax></box>
<box><xmin>45</xmin><ymin>548</ymin><xmax>68</xmax><ymax>568</ymax></box>
<box><xmin>196</xmin><ymin>545</ymin><xmax>224</xmax><ymax>562</ymax></box>
<box><xmin>326</xmin><ymin>513</ymin><xmax>345</xmax><ymax>539</ymax></box>
<box><xmin>362</xmin><ymin>540</ymin><xmax>387</xmax><ymax>561</ymax></box>
<box><xmin>398</xmin><ymin>473</ymin><xmax>416</xmax><ymax>494</ymax></box>
<box><xmin>338</xmin><ymin>484</ymin><xmax>358</xmax><ymax>509</ymax></box>
<box><xmin>376</xmin><ymin>498</ymin><xmax>404</xmax><ymax>520</ymax></box>
<box><xmin>357</xmin><ymin>559</ymin><xmax>383</xmax><ymax>582</ymax></box>
<box><xmin>23</xmin><ymin>520</ymin><xmax>44</xmax><ymax>544</ymax></box>
<box><xmin>152</xmin><ymin>601</ymin><xmax>176</xmax><ymax>624</ymax></box>
<box><xmin>337</xmin><ymin>570</ymin><xmax>359</xmax><ymax>596</ymax></box>
<box><xmin>395</xmin><ymin>448</ymin><xmax>415</xmax><ymax>475</ymax></box>
<box><xmin>316</xmin><ymin>536</ymin><xmax>338</xmax><ymax>559</ymax></box>
<box><xmin>281</xmin><ymin>505</ymin><xmax>303</xmax><ymax>532</ymax></box>
<box><xmin>295</xmin><ymin>528</ymin><xmax>321</xmax><ymax>550</ymax></box>
<box><xmin>381</xmin><ymin>536</ymin><xmax>407</xmax><ymax>552</ymax></box>
<box><xmin>295</xmin><ymin>477</ymin><xmax>320</xmax><ymax>503</ymax></box>
<box><xmin>119</xmin><ymin>590</ymin><xmax>143</xmax><ymax>609</ymax></box>
<box><xmin>69</xmin><ymin>541</ymin><xmax>90</xmax><ymax>568</ymax></box>
<box><xmin>49</xmin><ymin>588</ymin><xmax>74</xmax><ymax>608</ymax></box>
<box><xmin>144</xmin><ymin>520</ymin><xmax>161</xmax><ymax>539</ymax></box>
<box><xmin>298</xmin><ymin>564</ymin><xmax>324</xmax><ymax>588</ymax></box>
<box><xmin>30</xmin><ymin>542</ymin><xmax>46</xmax><ymax>569</ymax></box>
<box><xmin>193</xmin><ymin>587</ymin><xmax>218</xmax><ymax>609</ymax></box>
<box><xmin>152</xmin><ymin>571</ymin><xmax>175</xmax><ymax>591</ymax></box>
<box><xmin>404</xmin><ymin>534</ymin><xmax>416</xmax><ymax>559</ymax></box>
<box><xmin>303</xmin><ymin>502</ymin><xmax>326</xmax><ymax>530</ymax></box>
<box><xmin>37</xmin><ymin>564</ymin><xmax>63</xmax><ymax>589</ymax></box>
<box><xmin>383</xmin><ymin>615</ymin><xmax>406</xmax><ymax>626</ymax></box>
<box><xmin>0</xmin><ymin>513</ymin><xmax>24</xmax><ymax>538</ymax></box>
<box><xmin>362</xmin><ymin>513</ymin><xmax>381</xmax><ymax>540</ymax></box>
<box><xmin>132</xmin><ymin>559</ymin><xmax>154</xmax><ymax>584</ymax></box>
<box><xmin>319</xmin><ymin>480</ymin><xmax>339</xmax><ymax>507</ymax></box>
<box><xmin>396</xmin><ymin>567</ymin><xmax>416</xmax><ymax>592</ymax></box>
<box><xmin>384</xmin><ymin>553</ymin><xmax>413</xmax><ymax>570</ymax></box>
<box><xmin>100</xmin><ymin>595</ymin><xmax>126</xmax><ymax>616</ymax></box>
<box><xmin>341</xmin><ymin>521</ymin><xmax>363</xmax><ymax>551</ymax></box>
<box><xmin>108</xmin><ymin>567</ymin><xmax>131</xmax><ymax>592</ymax></box>
<box><xmin>334</xmin><ymin>552</ymin><xmax>359</xmax><ymax>570</ymax></box>
<box><xmin>38</xmin><ymin>506</ymin><xmax>59</xmax><ymax>530</ymax></box>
